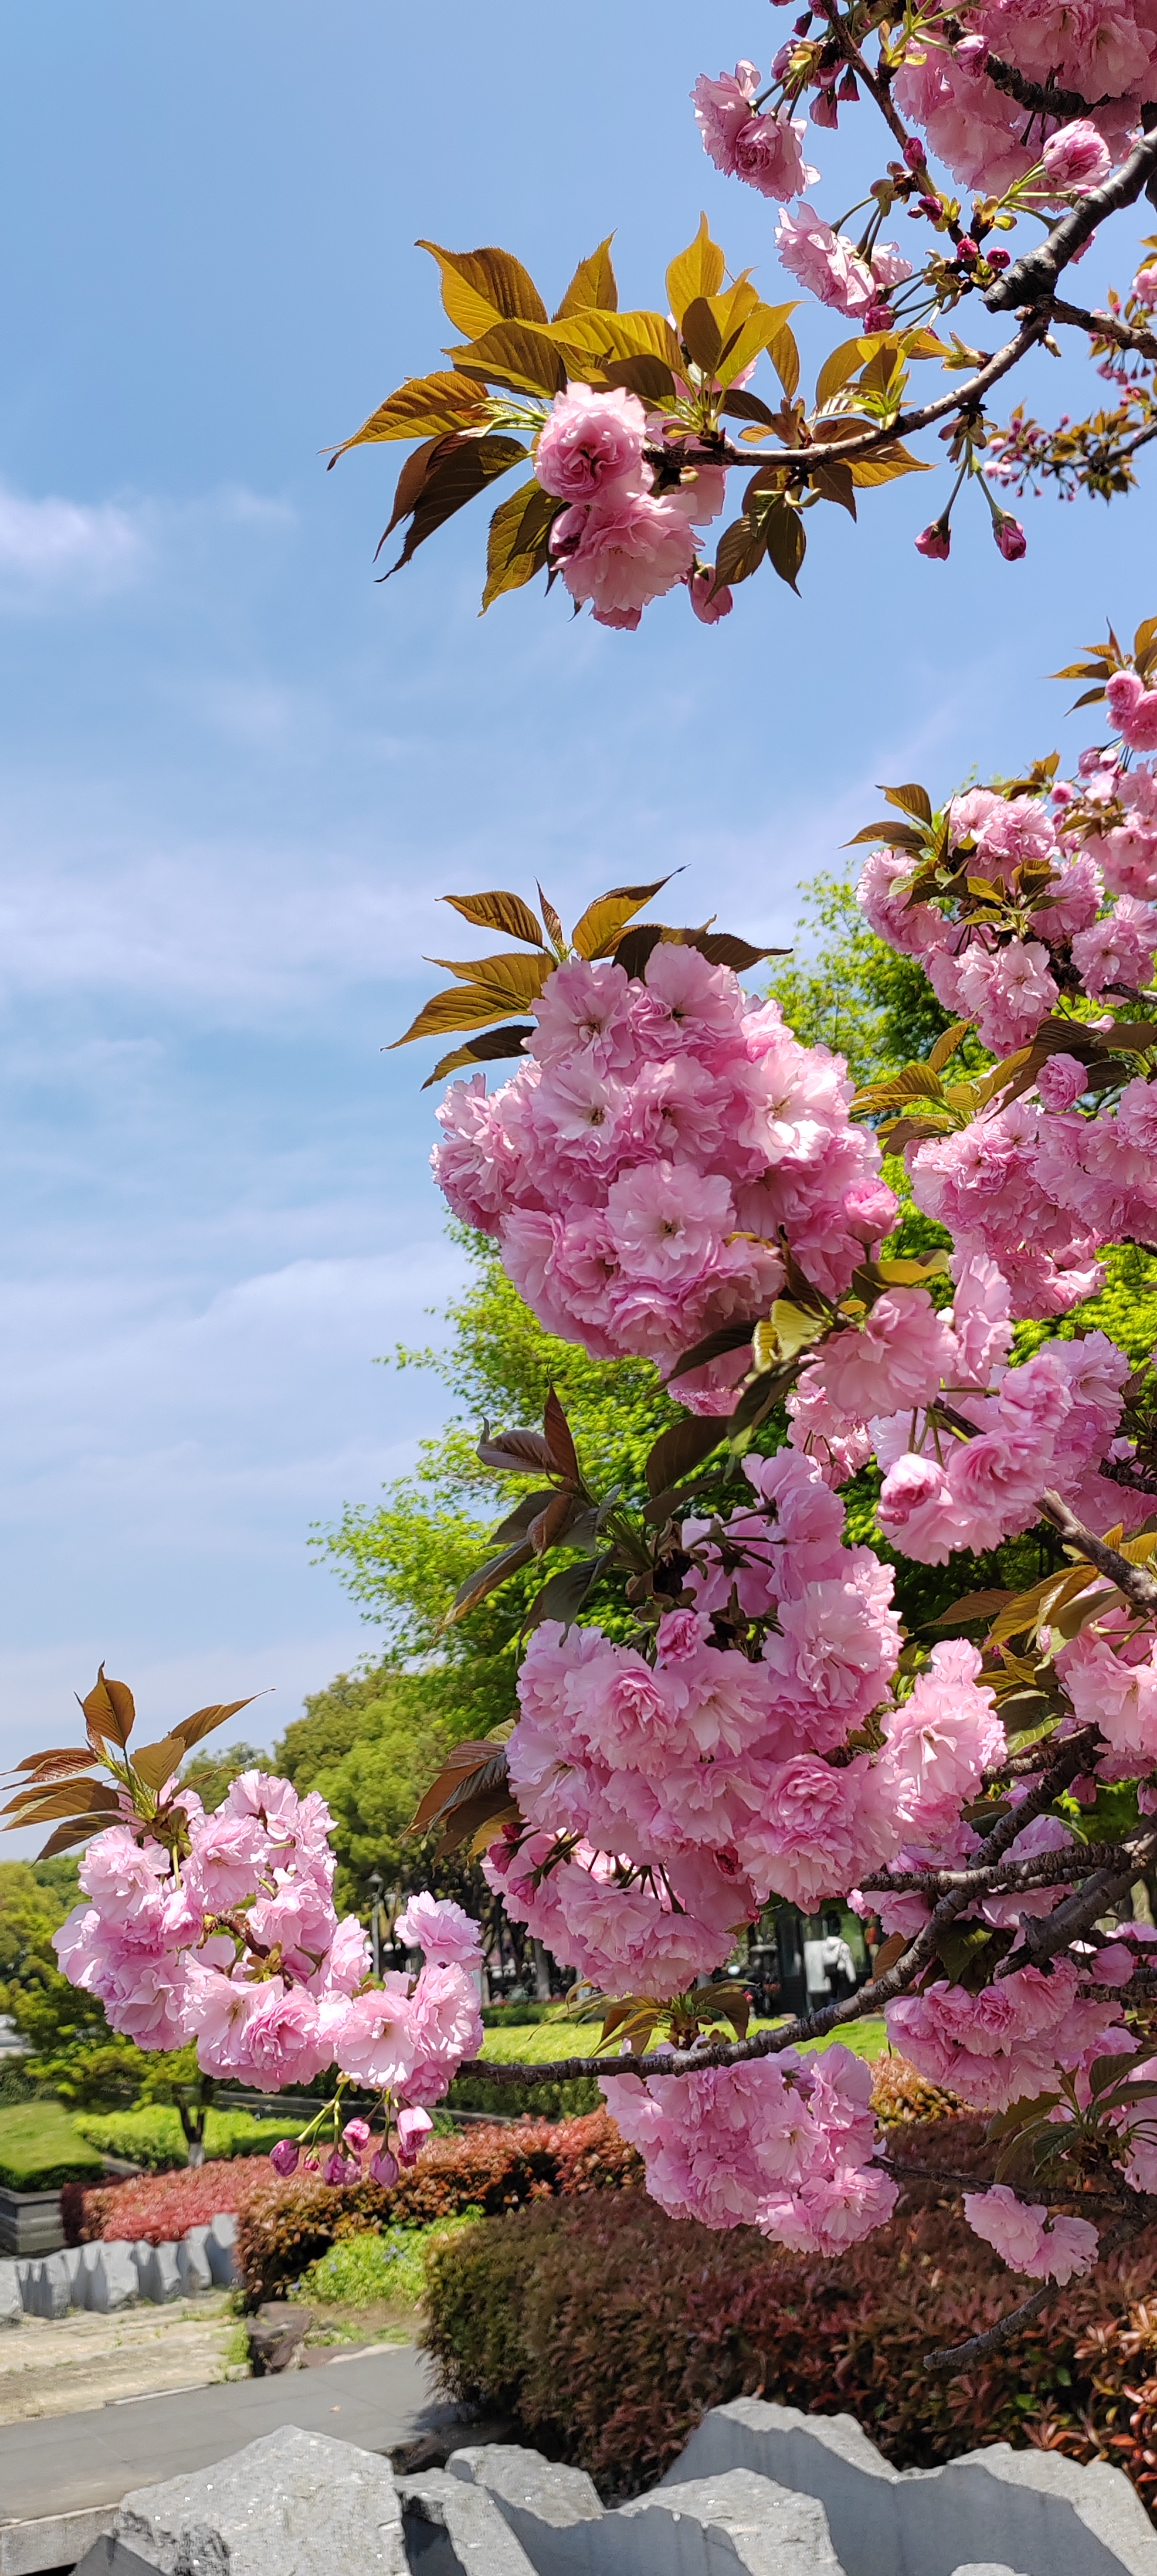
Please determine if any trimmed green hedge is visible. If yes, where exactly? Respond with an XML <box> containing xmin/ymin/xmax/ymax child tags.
<box><xmin>0</xmin><ymin>2103</ymin><xmax>105</xmax><ymax>2192</ymax></box>
<box><xmin>74</xmin><ymin>2104</ymin><xmax>302</xmax><ymax>2172</ymax></box>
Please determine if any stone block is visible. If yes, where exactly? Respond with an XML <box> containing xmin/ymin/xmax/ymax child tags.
<box><xmin>248</xmin><ymin>2302</ymin><xmax>312</xmax><ymax>2374</ymax></box>
<box><xmin>114</xmin><ymin>2424</ymin><xmax>407</xmax><ymax>2576</ymax></box>
<box><xmin>176</xmin><ymin>2228</ymin><xmax>212</xmax><ymax>2295</ymax></box>
<box><xmin>72</xmin><ymin>2540</ymin><xmax>160</xmax><ymax>2576</ymax></box>
<box><xmin>133</xmin><ymin>2240</ymin><xmax>182</xmax><ymax>2304</ymax></box>
<box><xmin>0</xmin><ymin>2506</ymin><xmax>117</xmax><ymax>2576</ymax></box>
<box><xmin>446</xmin><ymin>2442</ymin><xmax>604</xmax><ymax>2575</ymax></box>
<box><xmin>400</xmin><ymin>2468</ymin><xmax>541</xmax><ymax>2573</ymax></box>
<box><xmin>21</xmin><ymin>2250</ymin><xmax>72</xmax><ymax>2319</ymax></box>
<box><xmin>204</xmin><ymin>2209</ymin><xmax>238</xmax><ymax>2285</ymax></box>
<box><xmin>82</xmin><ymin>2240</ymin><xmax>138</xmax><ymax>2313</ymax></box>
<box><xmin>617</xmin><ymin>2467</ymin><xmax>842</xmax><ymax>2575</ymax></box>
<box><xmin>0</xmin><ymin>2257</ymin><xmax>22</xmax><ymax>2325</ymax></box>
<box><xmin>663</xmin><ymin>2399</ymin><xmax>1157</xmax><ymax>2576</ymax></box>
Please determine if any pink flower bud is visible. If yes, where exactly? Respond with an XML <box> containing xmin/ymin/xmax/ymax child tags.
<box><xmin>396</xmin><ymin>2106</ymin><xmax>434</xmax><ymax>2167</ymax></box>
<box><xmin>917</xmin><ymin>194</ymin><xmax>943</xmax><ymax>221</ymax></box>
<box><xmin>993</xmin><ymin>513</ymin><xmax>1026</xmax><ymax>561</ymax></box>
<box><xmin>956</xmin><ymin>237</ymin><xmax>979</xmax><ymax>265</ymax></box>
<box><xmin>955</xmin><ymin>32</ymin><xmax>988</xmax><ymax>66</ymax></box>
<box><xmin>916</xmin><ymin>519</ymin><xmax>951</xmax><ymax>560</ymax></box>
<box><xmin>341</xmin><ymin>2117</ymin><xmax>371</xmax><ymax>2150</ymax></box>
<box><xmin>987</xmin><ymin>248</ymin><xmax>1010</xmax><ymax>270</ymax></box>
<box><xmin>268</xmin><ymin>2138</ymin><xmax>299</xmax><ymax>2177</ymax></box>
<box><xmin>903</xmin><ymin>135</ymin><xmax>926</xmax><ymax>167</ymax></box>
<box><xmin>689</xmin><ymin>566</ymin><xmax>733</xmax><ymax>625</ymax></box>
<box><xmin>323</xmin><ymin>2147</ymin><xmax>360</xmax><ymax>2185</ymax></box>
<box><xmin>1134</xmin><ymin>264</ymin><xmax>1157</xmax><ymax>309</ymax></box>
<box><xmin>811</xmin><ymin>89</ymin><xmax>839</xmax><ymax>128</ymax></box>
<box><xmin>370</xmin><ymin>2146</ymin><xmax>400</xmax><ymax>2188</ymax></box>
<box><xmin>302</xmin><ymin>2153</ymin><xmax>321</xmax><ymax>2174</ymax></box>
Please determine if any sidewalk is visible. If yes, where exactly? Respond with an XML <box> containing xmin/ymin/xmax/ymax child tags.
<box><xmin>0</xmin><ymin>2344</ymin><xmax>446</xmax><ymax>2569</ymax></box>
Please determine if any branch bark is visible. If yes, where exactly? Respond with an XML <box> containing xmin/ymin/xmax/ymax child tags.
<box><xmin>985</xmin><ymin>126</ymin><xmax>1157</xmax><ymax>312</ymax></box>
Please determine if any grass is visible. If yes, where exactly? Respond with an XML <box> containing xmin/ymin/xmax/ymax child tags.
<box><xmin>0</xmin><ymin>2101</ymin><xmax>105</xmax><ymax>2192</ymax></box>
<box><xmin>476</xmin><ymin>2012</ymin><xmax>890</xmax><ymax>2065</ymax></box>
<box><xmin>299</xmin><ymin>2212</ymin><xmax>483</xmax><ymax>2343</ymax></box>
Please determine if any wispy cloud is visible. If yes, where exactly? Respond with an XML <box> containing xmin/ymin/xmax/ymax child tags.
<box><xmin>0</xmin><ymin>484</ymin><xmax>147</xmax><ymax>597</ymax></box>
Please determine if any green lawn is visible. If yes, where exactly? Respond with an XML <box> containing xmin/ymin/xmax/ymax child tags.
<box><xmin>478</xmin><ymin>2012</ymin><xmax>889</xmax><ymax>2065</ymax></box>
<box><xmin>0</xmin><ymin>2101</ymin><xmax>105</xmax><ymax>2192</ymax></box>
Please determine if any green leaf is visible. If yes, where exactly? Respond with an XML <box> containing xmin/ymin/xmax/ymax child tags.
<box><xmin>450</xmin><ymin>323</ymin><xmax>567</xmax><ymax>398</ymax></box>
<box><xmin>440</xmin><ymin>891</ymin><xmax>544</xmax><ymax>947</ymax></box>
<box><xmin>481</xmin><ymin>479</ymin><xmax>561</xmax><ymax>611</ymax></box>
<box><xmin>553</xmin><ymin>237</ymin><xmax>618</xmax><ymax>320</ymax></box>
<box><xmin>881</xmin><ymin>782</ymin><xmax>934</xmax><ymax>824</ymax></box>
<box><xmin>666</xmin><ymin>214</ymin><xmax>726</xmax><ymax>325</ymax></box>
<box><xmin>326</xmin><ymin>372</ymin><xmax>490</xmax><ymax>466</ymax></box>
<box><xmin>812</xmin><ymin>458</ymin><xmax>857</xmax><ymax>519</ymax></box>
<box><xmin>765</xmin><ymin>497</ymin><xmax>806</xmax><ymax>593</ymax></box>
<box><xmin>571</xmin><ymin>879</ymin><xmax>672</xmax><ymax>960</ymax></box>
<box><xmin>417</xmin><ymin>240</ymin><xmax>550</xmax><ymax>338</ymax></box>
<box><xmin>601</xmin><ymin>355</ymin><xmax>677</xmax><ymax>404</ymax></box>
<box><xmin>545</xmin><ymin>309</ymin><xmax>684</xmax><ymax>378</ymax></box>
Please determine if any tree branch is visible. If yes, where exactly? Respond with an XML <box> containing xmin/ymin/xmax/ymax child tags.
<box><xmin>1051</xmin><ymin>297</ymin><xmax>1157</xmax><ymax>364</ymax></box>
<box><xmin>983</xmin><ymin>57</ymin><xmax>1105</xmax><ymax>123</ymax></box>
<box><xmin>986</xmin><ymin>125</ymin><xmax>1157</xmax><ymax>313</ymax></box>
<box><xmin>924</xmin><ymin>2279</ymin><xmax>1055</xmax><ymax>2371</ymax></box>
<box><xmin>1037</xmin><ymin>1487</ymin><xmax>1157</xmax><ymax>1616</ymax></box>
<box><xmin>717</xmin><ymin>317</ymin><xmax>1047</xmax><ymax>482</ymax></box>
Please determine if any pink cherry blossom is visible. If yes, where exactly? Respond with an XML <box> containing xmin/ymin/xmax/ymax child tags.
<box><xmin>534</xmin><ymin>386</ymin><xmax>648</xmax><ymax>504</ymax></box>
<box><xmin>964</xmin><ymin>2184</ymin><xmax>1099</xmax><ymax>2281</ymax></box>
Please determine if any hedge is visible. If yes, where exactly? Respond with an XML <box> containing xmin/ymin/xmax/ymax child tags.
<box><xmin>64</xmin><ymin>2156</ymin><xmax>273</xmax><ymax>2246</ymax></box>
<box><xmin>422</xmin><ymin>2124</ymin><xmax>1157</xmax><ymax>2506</ymax></box>
<box><xmin>235</xmin><ymin>2110</ymin><xmax>643</xmax><ymax>2304</ymax></box>
<box><xmin>74</xmin><ymin>2105</ymin><xmax>303</xmax><ymax>2172</ymax></box>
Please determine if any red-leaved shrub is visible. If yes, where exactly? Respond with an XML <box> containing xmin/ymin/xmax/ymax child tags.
<box><xmin>64</xmin><ymin>2157</ymin><xmax>272</xmax><ymax>2247</ymax></box>
<box><xmin>422</xmin><ymin>2132</ymin><xmax>1157</xmax><ymax>2506</ymax></box>
<box><xmin>235</xmin><ymin>2109</ymin><xmax>642</xmax><ymax>2303</ymax></box>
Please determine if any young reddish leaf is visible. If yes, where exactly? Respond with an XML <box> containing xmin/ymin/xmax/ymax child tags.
<box><xmin>553</xmin><ymin>238</ymin><xmax>619</xmax><ymax>320</ymax></box>
<box><xmin>489</xmin><ymin>1489</ymin><xmax>559</xmax><ymax>1545</ymax></box>
<box><xmin>538</xmin><ymin>884</ymin><xmax>565</xmax><ymax>953</ymax></box>
<box><xmin>172</xmin><ymin>1698</ymin><xmax>257</xmax><ymax>1754</ymax></box>
<box><xmin>680</xmin><ymin>297</ymin><xmax>723</xmax><ymax>375</ymax></box>
<box><xmin>423</xmin><ymin>1023</ymin><xmax>536</xmax><ymax>1089</ymax></box>
<box><xmin>482</xmin><ymin>481</ymin><xmax>562</xmax><ymax>612</ymax></box>
<box><xmin>686</xmin><ymin>933</ymin><xmax>790</xmax><ymax>970</ymax></box>
<box><xmin>871</xmin><ymin>1933</ymin><xmax>912</xmax><ymax>1977</ymax></box>
<box><xmin>765</xmin><ymin>497</ymin><xmax>807</xmax><ymax>593</ymax></box>
<box><xmin>391</xmin><ymin>986</ymin><xmax>524</xmax><ymax>1050</ymax></box>
<box><xmin>612</xmin><ymin>924</ymin><xmax>669</xmax><ymax>979</ymax></box>
<box><xmin>666</xmin><ymin>215</ymin><xmax>726</xmax><ymax>326</ymax></box>
<box><xmin>571</xmin><ymin>880</ymin><xmax>672</xmax><ymax>960</ymax></box>
<box><xmin>477</xmin><ymin>1425</ymin><xmax>556</xmax><ymax>1473</ymax></box>
<box><xmin>416</xmin><ymin>242</ymin><xmax>550</xmax><ymax>338</ymax></box>
<box><xmin>543</xmin><ymin>1387</ymin><xmax>580</xmax><ymax>1485</ymax></box>
<box><xmin>442</xmin><ymin>1540</ymin><xmax>536</xmax><ymax>1627</ymax></box>
<box><xmin>524</xmin><ymin>1556</ymin><xmax>604</xmax><ymax>1632</ymax></box>
<box><xmin>450</xmin><ymin>323</ymin><xmax>567</xmax><ymax>399</ymax></box>
<box><xmin>528</xmin><ymin>1490</ymin><xmax>581</xmax><ymax>1555</ymax></box>
<box><xmin>411</xmin><ymin>1740</ymin><xmax>508</xmax><ymax>1836</ymax></box>
<box><xmin>3</xmin><ymin>1779</ymin><xmax>121</xmax><ymax>1824</ymax></box>
<box><xmin>720</xmin><ymin>387</ymin><xmax>780</xmax><ymax>431</ymax></box>
<box><xmin>82</xmin><ymin>1667</ymin><xmax>136</xmax><ymax>1748</ymax></box>
<box><xmin>441</xmin><ymin>891</ymin><xmax>545</xmax><ymax>948</ymax></box>
<box><xmin>429</xmin><ymin>948</ymin><xmax>551</xmax><ymax>987</ymax></box>
<box><xmin>325</xmin><ymin>373</ymin><xmax>490</xmax><ymax>467</ymax></box>
<box><xmin>645</xmin><ymin>1413</ymin><xmax>728</xmax><ymax>1499</ymax></box>
<box><xmin>812</xmin><ymin>459</ymin><xmax>858</xmax><ymax>519</ymax></box>
<box><xmin>714</xmin><ymin>514</ymin><xmax>770</xmax><ymax>591</ymax></box>
<box><xmin>131</xmin><ymin>1735</ymin><xmax>187</xmax><ymax>1794</ymax></box>
<box><xmin>378</xmin><ymin>435</ymin><xmax>528</xmax><ymax>579</ymax></box>
<box><xmin>669</xmin><ymin>1320</ymin><xmax>758</xmax><ymax>1380</ymax></box>
<box><xmin>881</xmin><ymin>781</ymin><xmax>934</xmax><ymax>824</ymax></box>
<box><xmin>38</xmin><ymin>1817</ymin><xmax>106</xmax><ymax>1857</ymax></box>
<box><xmin>600</xmin><ymin>355</ymin><xmax>677</xmax><ymax>404</ymax></box>
<box><xmin>9</xmin><ymin>1748</ymin><xmax>98</xmax><ymax>1781</ymax></box>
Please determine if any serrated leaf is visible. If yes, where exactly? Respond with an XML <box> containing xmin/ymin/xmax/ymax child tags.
<box><xmin>600</xmin><ymin>354</ymin><xmax>678</xmax><ymax>404</ymax></box>
<box><xmin>765</xmin><ymin>497</ymin><xmax>806</xmax><ymax>592</ymax></box>
<box><xmin>666</xmin><ymin>214</ymin><xmax>726</xmax><ymax>325</ymax></box>
<box><xmin>645</xmin><ymin>1413</ymin><xmax>728</xmax><ymax>1499</ymax></box>
<box><xmin>812</xmin><ymin>459</ymin><xmax>857</xmax><ymax>519</ymax></box>
<box><xmin>3</xmin><ymin>1779</ymin><xmax>121</xmax><ymax>1824</ymax></box>
<box><xmin>82</xmin><ymin>1667</ymin><xmax>136</xmax><ymax>1748</ymax></box>
<box><xmin>450</xmin><ymin>321</ymin><xmax>567</xmax><ymax>399</ymax></box>
<box><xmin>482</xmin><ymin>480</ymin><xmax>560</xmax><ymax>612</ymax></box>
<box><xmin>9</xmin><ymin>1748</ymin><xmax>98</xmax><ymax>1782</ymax></box>
<box><xmin>378</xmin><ymin>433</ymin><xmax>528</xmax><ymax>578</ymax></box>
<box><xmin>524</xmin><ymin>1555</ymin><xmax>604</xmax><ymax>1633</ymax></box>
<box><xmin>1089</xmin><ymin>2049</ymin><xmax>1146</xmax><ymax>2097</ymax></box>
<box><xmin>553</xmin><ymin>237</ymin><xmax>618</xmax><ymax>320</ymax></box>
<box><xmin>418</xmin><ymin>240</ymin><xmax>549</xmax><ymax>339</ymax></box>
<box><xmin>38</xmin><ymin>1818</ymin><xmax>106</xmax><ymax>1857</ymax></box>
<box><xmin>685</xmin><ymin>933</ymin><xmax>789</xmax><ymax>971</ymax></box>
<box><xmin>571</xmin><ymin>879</ymin><xmax>671</xmax><ymax>960</ymax></box>
<box><xmin>713</xmin><ymin>513</ymin><xmax>770</xmax><ymax>592</ymax></box>
<box><xmin>928</xmin><ymin>1019</ymin><xmax>970</xmax><ymax>1075</ymax></box>
<box><xmin>392</xmin><ymin>984</ymin><xmax>530</xmax><ymax>1051</ymax></box>
<box><xmin>172</xmin><ymin>1698</ymin><xmax>255</xmax><ymax>1755</ymax></box>
<box><xmin>477</xmin><ymin>1425</ymin><xmax>556</xmax><ymax>1473</ymax></box>
<box><xmin>680</xmin><ymin>296</ymin><xmax>723</xmax><ymax>377</ymax></box>
<box><xmin>668</xmin><ymin>1320</ymin><xmax>758</xmax><ymax>1380</ymax></box>
<box><xmin>755</xmin><ymin>1299</ymin><xmax>829</xmax><ymax>1370</ymax></box>
<box><xmin>131</xmin><ymin>1734</ymin><xmax>187</xmax><ymax>1795</ymax></box>
<box><xmin>441</xmin><ymin>890</ymin><xmax>544</xmax><ymax>948</ymax></box>
<box><xmin>543</xmin><ymin>1387</ymin><xmax>580</xmax><ymax>1484</ymax></box>
<box><xmin>326</xmin><ymin>372</ymin><xmax>489</xmax><ymax>467</ymax></box>
<box><xmin>815</xmin><ymin>338</ymin><xmax>871</xmax><ymax>408</ymax></box>
<box><xmin>882</xmin><ymin>781</ymin><xmax>934</xmax><ymax>824</ymax></box>
<box><xmin>848</xmin><ymin>442</ymin><xmax>930</xmax><ymax>486</ymax></box>
<box><xmin>721</xmin><ymin>387</ymin><xmax>779</xmax><ymax>431</ymax></box>
<box><xmin>423</xmin><ymin>1023</ymin><xmax>535</xmax><ymax>1089</ymax></box>
<box><xmin>543</xmin><ymin>309</ymin><xmax>683</xmax><ymax>379</ymax></box>
<box><xmin>441</xmin><ymin>1539</ymin><xmax>536</xmax><ymax>1627</ymax></box>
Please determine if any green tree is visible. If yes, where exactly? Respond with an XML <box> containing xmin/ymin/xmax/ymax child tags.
<box><xmin>178</xmin><ymin>1739</ymin><xmax>272</xmax><ymax>1814</ymax></box>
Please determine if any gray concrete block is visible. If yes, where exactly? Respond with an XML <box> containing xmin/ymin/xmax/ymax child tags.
<box><xmin>400</xmin><ymin>2468</ymin><xmax>541</xmax><ymax>2573</ymax></box>
<box><xmin>72</xmin><ymin>2538</ymin><xmax>160</xmax><ymax>2576</ymax></box>
<box><xmin>133</xmin><ymin>2241</ymin><xmax>182</xmax><ymax>2305</ymax></box>
<box><xmin>0</xmin><ymin>2506</ymin><xmax>117</xmax><ymax>2576</ymax></box>
<box><xmin>114</xmin><ymin>2423</ymin><xmax>407</xmax><ymax>2576</ymax></box>
<box><xmin>617</xmin><ymin>2467</ymin><xmax>842</xmax><ymax>2575</ymax></box>
<box><xmin>22</xmin><ymin>2251</ymin><xmax>72</xmax><ymax>2319</ymax></box>
<box><xmin>0</xmin><ymin>2258</ymin><xmax>22</xmax><ymax>2325</ymax></box>
<box><xmin>663</xmin><ymin>2399</ymin><xmax>1157</xmax><ymax>2576</ymax></box>
<box><xmin>204</xmin><ymin>2211</ymin><xmax>237</xmax><ymax>2286</ymax></box>
<box><xmin>82</xmin><ymin>2240</ymin><xmax>138</xmax><ymax>2313</ymax></box>
<box><xmin>175</xmin><ymin>2229</ymin><xmax>212</xmax><ymax>2295</ymax></box>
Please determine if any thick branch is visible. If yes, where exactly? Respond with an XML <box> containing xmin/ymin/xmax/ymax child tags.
<box><xmin>998</xmin><ymin>1831</ymin><xmax>1157</xmax><ymax>1974</ymax></box>
<box><xmin>1051</xmin><ymin>296</ymin><xmax>1157</xmax><ymax>364</ymax></box>
<box><xmin>1037</xmin><ymin>1487</ymin><xmax>1157</xmax><ymax>1616</ymax></box>
<box><xmin>983</xmin><ymin>57</ymin><xmax>1104</xmax><ymax>123</ymax></box>
<box><xmin>986</xmin><ymin>126</ymin><xmax>1157</xmax><ymax>313</ymax></box>
<box><xmin>719</xmin><ymin>317</ymin><xmax>1046</xmax><ymax>481</ymax></box>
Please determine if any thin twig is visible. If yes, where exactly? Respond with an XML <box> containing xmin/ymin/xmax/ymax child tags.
<box><xmin>924</xmin><ymin>2278</ymin><xmax>1055</xmax><ymax>2371</ymax></box>
<box><xmin>1051</xmin><ymin>297</ymin><xmax>1157</xmax><ymax>364</ymax></box>
<box><xmin>1037</xmin><ymin>1488</ymin><xmax>1157</xmax><ymax>1616</ymax></box>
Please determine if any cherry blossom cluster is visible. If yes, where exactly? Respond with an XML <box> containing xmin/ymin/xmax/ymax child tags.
<box><xmin>535</xmin><ymin>386</ymin><xmax>731</xmax><ymax>631</ymax></box>
<box><xmin>605</xmin><ymin>2040</ymin><xmax>900</xmax><ymax>2255</ymax></box>
<box><xmin>53</xmin><ymin>1778</ymin><xmax>482</xmax><ymax>2123</ymax></box>
<box><xmin>433</xmin><ymin>940</ymin><xmax>888</xmax><ymax>1409</ymax></box>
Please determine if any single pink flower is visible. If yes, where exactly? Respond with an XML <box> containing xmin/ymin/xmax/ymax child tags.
<box><xmin>396</xmin><ymin>2106</ymin><xmax>435</xmax><ymax>2167</ymax></box>
<box><xmin>534</xmin><ymin>385</ymin><xmax>648</xmax><ymax>504</ymax></box>
<box><xmin>268</xmin><ymin>2138</ymin><xmax>299</xmax><ymax>2177</ymax></box>
<box><xmin>994</xmin><ymin>513</ymin><xmax>1027</xmax><ymax>561</ymax></box>
<box><xmin>1040</xmin><ymin>121</ymin><xmax>1111</xmax><ymax>194</ymax></box>
<box><xmin>916</xmin><ymin>519</ymin><xmax>951</xmax><ymax>560</ymax></box>
<box><xmin>342</xmin><ymin>2116</ymin><xmax>371</xmax><ymax>2149</ymax></box>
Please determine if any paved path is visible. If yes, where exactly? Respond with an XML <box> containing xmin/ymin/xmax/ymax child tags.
<box><xmin>0</xmin><ymin>2341</ymin><xmax>443</xmax><ymax>2521</ymax></box>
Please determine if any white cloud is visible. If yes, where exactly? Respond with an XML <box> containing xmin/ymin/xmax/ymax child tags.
<box><xmin>0</xmin><ymin>484</ymin><xmax>146</xmax><ymax>596</ymax></box>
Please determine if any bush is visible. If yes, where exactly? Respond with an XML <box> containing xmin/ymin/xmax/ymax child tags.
<box><xmin>421</xmin><ymin>2123</ymin><xmax>1157</xmax><ymax>2506</ymax></box>
<box><xmin>0</xmin><ymin>2102</ymin><xmax>104</xmax><ymax>2192</ymax></box>
<box><xmin>235</xmin><ymin>2109</ymin><xmax>643</xmax><ymax>2304</ymax></box>
<box><xmin>65</xmin><ymin>2154</ymin><xmax>273</xmax><ymax>2246</ymax></box>
<box><xmin>73</xmin><ymin>2105</ymin><xmax>303</xmax><ymax>2172</ymax></box>
<box><xmin>302</xmin><ymin>2212</ymin><xmax>482</xmax><ymax>2309</ymax></box>
<box><xmin>448</xmin><ymin>2074</ymin><xmax>601</xmax><ymax>2119</ymax></box>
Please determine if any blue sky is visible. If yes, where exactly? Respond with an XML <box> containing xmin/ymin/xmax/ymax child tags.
<box><xmin>1</xmin><ymin>1</ymin><xmax>1155</xmax><ymax>1840</ymax></box>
